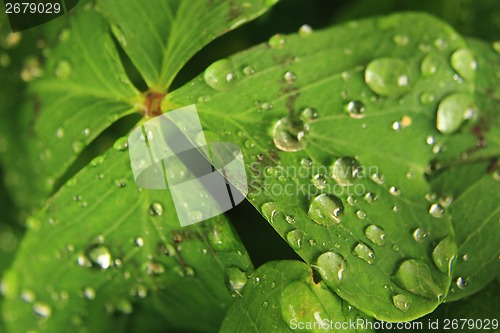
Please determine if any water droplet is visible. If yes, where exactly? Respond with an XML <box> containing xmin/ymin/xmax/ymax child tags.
<box><xmin>21</xmin><ymin>56</ymin><xmax>43</xmax><ymax>81</ymax></box>
<box><xmin>389</xmin><ymin>186</ymin><xmax>401</xmax><ymax>196</ymax></box>
<box><xmin>315</xmin><ymin>252</ymin><xmax>346</xmax><ymax>284</ymax></box>
<box><xmin>134</xmin><ymin>237</ymin><xmax>144</xmax><ymax>247</ymax></box>
<box><xmin>300</xmin><ymin>107</ymin><xmax>318</xmax><ymax>121</ymax></box>
<box><xmin>21</xmin><ymin>289</ymin><xmax>35</xmax><ymax>303</ymax></box>
<box><xmin>286</xmin><ymin>215</ymin><xmax>296</xmax><ymax>224</ymax></box>
<box><xmin>204</xmin><ymin>59</ymin><xmax>235</xmax><ymax>91</ymax></box>
<box><xmin>392</xmin><ymin>205</ymin><xmax>399</xmax><ymax>213</ymax></box>
<box><xmin>33</xmin><ymin>302</ymin><xmax>52</xmax><ymax>318</ymax></box>
<box><xmin>436</xmin><ymin>93</ymin><xmax>476</xmax><ymax>134</ymax></box>
<box><xmin>451</xmin><ymin>48</ymin><xmax>476</xmax><ymax>81</ymax></box>
<box><xmin>83</xmin><ymin>287</ymin><xmax>95</xmax><ymax>300</ymax></box>
<box><xmin>347</xmin><ymin>196</ymin><xmax>356</xmax><ymax>206</ymax></box>
<box><xmin>286</xmin><ymin>229</ymin><xmax>303</xmax><ymax>251</ymax></box>
<box><xmin>429</xmin><ymin>203</ymin><xmax>444</xmax><ymax>218</ymax></box>
<box><xmin>72</xmin><ymin>141</ymin><xmax>84</xmax><ymax>153</ymax></box>
<box><xmin>432</xmin><ymin>236</ymin><xmax>456</xmax><ymax>275</ymax></box>
<box><xmin>312</xmin><ymin>174</ymin><xmax>328</xmax><ymax>189</ymax></box>
<box><xmin>456</xmin><ymin>276</ymin><xmax>468</xmax><ymax>289</ymax></box>
<box><xmin>54</xmin><ymin>59</ymin><xmax>72</xmax><ymax>79</ymax></box>
<box><xmin>144</xmin><ymin>261</ymin><xmax>165</xmax><ymax>275</ymax></box>
<box><xmin>356</xmin><ymin>210</ymin><xmax>367</xmax><ymax>220</ymax></box>
<box><xmin>301</xmin><ymin>158</ymin><xmax>313</xmax><ymax>168</ymax></box>
<box><xmin>87</xmin><ymin>246</ymin><xmax>112</xmax><ymax>269</ymax></box>
<box><xmin>242</xmin><ymin>65</ymin><xmax>255</xmax><ymax>76</ymax></box>
<box><xmin>298</xmin><ymin>24</ymin><xmax>313</xmax><ymax>36</ymax></box>
<box><xmin>412</xmin><ymin>228</ymin><xmax>428</xmax><ymax>242</ymax></box>
<box><xmin>331</xmin><ymin>157</ymin><xmax>361</xmax><ymax>186</ymax></box>
<box><xmin>493</xmin><ymin>41</ymin><xmax>500</xmax><ymax>54</ymax></box>
<box><xmin>393</xmin><ymin>34</ymin><xmax>409</xmax><ymax>46</ymax></box>
<box><xmin>273</xmin><ymin>117</ymin><xmax>308</xmax><ymax>152</ymax></box>
<box><xmin>420</xmin><ymin>92</ymin><xmax>436</xmax><ymax>104</ymax></box>
<box><xmin>345</xmin><ymin>100</ymin><xmax>366</xmax><ymax>119</ymax></box>
<box><xmin>363</xmin><ymin>192</ymin><xmax>377</xmax><ymax>203</ymax></box>
<box><xmin>225</xmin><ymin>267</ymin><xmax>247</xmax><ymax>296</ymax></box>
<box><xmin>261</xmin><ymin>202</ymin><xmax>280</xmax><ymax>223</ymax></box>
<box><xmin>365</xmin><ymin>58</ymin><xmax>411</xmax><ymax>96</ymax></box>
<box><xmin>462</xmin><ymin>254</ymin><xmax>470</xmax><ymax>262</ymax></box>
<box><xmin>268</xmin><ymin>34</ymin><xmax>285</xmax><ymax>49</ymax></box>
<box><xmin>113</xmin><ymin>137</ymin><xmax>128</xmax><ymax>151</ymax></box>
<box><xmin>308</xmin><ymin>194</ymin><xmax>344</xmax><ymax>225</ymax></box>
<box><xmin>421</xmin><ymin>54</ymin><xmax>439</xmax><ymax>75</ymax></box>
<box><xmin>371</xmin><ymin>172</ymin><xmax>385</xmax><ymax>185</ymax></box>
<box><xmin>353</xmin><ymin>242</ymin><xmax>375</xmax><ymax>264</ymax></box>
<box><xmin>148</xmin><ymin>202</ymin><xmax>164</xmax><ymax>216</ymax></box>
<box><xmin>434</xmin><ymin>37</ymin><xmax>448</xmax><ymax>50</ymax></box>
<box><xmin>55</xmin><ymin>127</ymin><xmax>64</xmax><ymax>138</ymax></box>
<box><xmin>393</xmin><ymin>259</ymin><xmax>446</xmax><ymax>300</ymax></box>
<box><xmin>392</xmin><ymin>294</ymin><xmax>410</xmax><ymax>312</ymax></box>
<box><xmin>364</xmin><ymin>225</ymin><xmax>386</xmax><ymax>246</ymax></box>
<box><xmin>283</xmin><ymin>71</ymin><xmax>296</xmax><ymax>83</ymax></box>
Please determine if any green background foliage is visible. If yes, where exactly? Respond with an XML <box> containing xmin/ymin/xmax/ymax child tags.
<box><xmin>0</xmin><ymin>0</ymin><xmax>498</xmax><ymax>332</ymax></box>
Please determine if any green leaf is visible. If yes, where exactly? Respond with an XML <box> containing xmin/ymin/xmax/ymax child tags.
<box><xmin>1</xmin><ymin>145</ymin><xmax>253</xmax><ymax>332</ymax></box>
<box><xmin>166</xmin><ymin>13</ymin><xmax>467</xmax><ymax>321</ymax></box>
<box><xmin>220</xmin><ymin>260</ymin><xmax>374</xmax><ymax>332</ymax></box>
<box><xmin>97</xmin><ymin>0</ymin><xmax>280</xmax><ymax>91</ymax></box>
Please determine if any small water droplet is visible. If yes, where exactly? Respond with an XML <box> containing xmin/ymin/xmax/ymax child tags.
<box><xmin>55</xmin><ymin>127</ymin><xmax>64</xmax><ymax>138</ymax></box>
<box><xmin>347</xmin><ymin>196</ymin><xmax>356</xmax><ymax>206</ymax></box>
<box><xmin>331</xmin><ymin>157</ymin><xmax>361</xmax><ymax>186</ymax></box>
<box><xmin>261</xmin><ymin>202</ymin><xmax>280</xmax><ymax>223</ymax></box>
<box><xmin>225</xmin><ymin>267</ymin><xmax>247</xmax><ymax>296</ymax></box>
<box><xmin>420</xmin><ymin>92</ymin><xmax>436</xmax><ymax>104</ymax></box>
<box><xmin>365</xmin><ymin>58</ymin><xmax>411</xmax><ymax>96</ymax></box>
<box><xmin>285</xmin><ymin>215</ymin><xmax>296</xmax><ymax>224</ymax></box>
<box><xmin>363</xmin><ymin>192</ymin><xmax>377</xmax><ymax>203</ymax></box>
<box><xmin>33</xmin><ymin>302</ymin><xmax>52</xmax><ymax>318</ymax></box>
<box><xmin>286</xmin><ymin>229</ymin><xmax>303</xmax><ymax>251</ymax></box>
<box><xmin>434</xmin><ymin>37</ymin><xmax>448</xmax><ymax>50</ymax></box>
<box><xmin>283</xmin><ymin>70</ymin><xmax>296</xmax><ymax>83</ymax></box>
<box><xmin>273</xmin><ymin>117</ymin><xmax>308</xmax><ymax>152</ymax></box>
<box><xmin>412</xmin><ymin>228</ymin><xmax>428</xmax><ymax>242</ymax></box>
<box><xmin>432</xmin><ymin>236</ymin><xmax>456</xmax><ymax>275</ymax></box>
<box><xmin>429</xmin><ymin>203</ymin><xmax>444</xmax><ymax>218</ymax></box>
<box><xmin>301</xmin><ymin>158</ymin><xmax>313</xmax><ymax>168</ymax></box>
<box><xmin>389</xmin><ymin>186</ymin><xmax>401</xmax><ymax>196</ymax></box>
<box><xmin>54</xmin><ymin>59</ymin><xmax>72</xmax><ymax>79</ymax></box>
<box><xmin>300</xmin><ymin>107</ymin><xmax>318</xmax><ymax>121</ymax></box>
<box><xmin>353</xmin><ymin>242</ymin><xmax>375</xmax><ymax>264</ymax></box>
<box><xmin>393</xmin><ymin>34</ymin><xmax>409</xmax><ymax>46</ymax></box>
<box><xmin>308</xmin><ymin>194</ymin><xmax>344</xmax><ymax>225</ymax></box>
<box><xmin>83</xmin><ymin>287</ymin><xmax>95</xmax><ymax>300</ymax></box>
<box><xmin>312</xmin><ymin>173</ymin><xmax>328</xmax><ymax>189</ymax></box>
<box><xmin>345</xmin><ymin>100</ymin><xmax>366</xmax><ymax>119</ymax></box>
<box><xmin>462</xmin><ymin>254</ymin><xmax>470</xmax><ymax>261</ymax></box>
<box><xmin>364</xmin><ymin>225</ymin><xmax>386</xmax><ymax>246</ymax></box>
<box><xmin>436</xmin><ymin>93</ymin><xmax>476</xmax><ymax>134</ymax></box>
<box><xmin>148</xmin><ymin>202</ymin><xmax>164</xmax><ymax>216</ymax></box>
<box><xmin>421</xmin><ymin>54</ymin><xmax>439</xmax><ymax>75</ymax></box>
<box><xmin>268</xmin><ymin>34</ymin><xmax>286</xmax><ymax>49</ymax></box>
<box><xmin>356</xmin><ymin>210</ymin><xmax>367</xmax><ymax>220</ymax></box>
<box><xmin>298</xmin><ymin>24</ymin><xmax>313</xmax><ymax>36</ymax></box>
<box><xmin>451</xmin><ymin>48</ymin><xmax>476</xmax><ymax>81</ymax></box>
<box><xmin>371</xmin><ymin>172</ymin><xmax>385</xmax><ymax>185</ymax></box>
<box><xmin>134</xmin><ymin>237</ymin><xmax>144</xmax><ymax>247</ymax></box>
<box><xmin>72</xmin><ymin>141</ymin><xmax>84</xmax><ymax>153</ymax></box>
<box><xmin>392</xmin><ymin>294</ymin><xmax>410</xmax><ymax>312</ymax></box>
<box><xmin>113</xmin><ymin>137</ymin><xmax>128</xmax><ymax>151</ymax></box>
<box><xmin>456</xmin><ymin>276</ymin><xmax>468</xmax><ymax>289</ymax></box>
<box><xmin>204</xmin><ymin>59</ymin><xmax>236</xmax><ymax>91</ymax></box>
<box><xmin>315</xmin><ymin>252</ymin><xmax>346</xmax><ymax>284</ymax></box>
<box><xmin>242</xmin><ymin>65</ymin><xmax>255</xmax><ymax>76</ymax></box>
<box><xmin>21</xmin><ymin>289</ymin><xmax>35</xmax><ymax>303</ymax></box>
<box><xmin>87</xmin><ymin>246</ymin><xmax>112</xmax><ymax>269</ymax></box>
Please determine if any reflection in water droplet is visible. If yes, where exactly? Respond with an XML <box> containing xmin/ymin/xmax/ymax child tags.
<box><xmin>204</xmin><ymin>59</ymin><xmax>236</xmax><ymax>91</ymax></box>
<box><xmin>432</xmin><ymin>236</ymin><xmax>456</xmax><ymax>275</ymax></box>
<box><xmin>436</xmin><ymin>93</ymin><xmax>476</xmax><ymax>134</ymax></box>
<box><xmin>392</xmin><ymin>294</ymin><xmax>410</xmax><ymax>312</ymax></box>
<box><xmin>331</xmin><ymin>157</ymin><xmax>361</xmax><ymax>186</ymax></box>
<box><xmin>364</xmin><ymin>225</ymin><xmax>386</xmax><ymax>246</ymax></box>
<box><xmin>429</xmin><ymin>203</ymin><xmax>444</xmax><ymax>218</ymax></box>
<box><xmin>456</xmin><ymin>277</ymin><xmax>468</xmax><ymax>289</ymax></box>
<box><xmin>273</xmin><ymin>117</ymin><xmax>308</xmax><ymax>152</ymax></box>
<box><xmin>412</xmin><ymin>228</ymin><xmax>428</xmax><ymax>242</ymax></box>
<box><xmin>313</xmin><ymin>174</ymin><xmax>328</xmax><ymax>189</ymax></box>
<box><xmin>353</xmin><ymin>242</ymin><xmax>375</xmax><ymax>264</ymax></box>
<box><xmin>315</xmin><ymin>252</ymin><xmax>346</xmax><ymax>284</ymax></box>
<box><xmin>451</xmin><ymin>48</ymin><xmax>476</xmax><ymax>81</ymax></box>
<box><xmin>365</xmin><ymin>58</ymin><xmax>411</xmax><ymax>96</ymax></box>
<box><xmin>134</xmin><ymin>237</ymin><xmax>144</xmax><ymax>247</ymax></box>
<box><xmin>389</xmin><ymin>186</ymin><xmax>401</xmax><ymax>196</ymax></box>
<box><xmin>308</xmin><ymin>194</ymin><xmax>344</xmax><ymax>225</ymax></box>
<box><xmin>364</xmin><ymin>192</ymin><xmax>377</xmax><ymax>204</ymax></box>
<box><xmin>283</xmin><ymin>71</ymin><xmax>296</xmax><ymax>83</ymax></box>
<box><xmin>345</xmin><ymin>100</ymin><xmax>366</xmax><ymax>119</ymax></box>
<box><xmin>88</xmin><ymin>246</ymin><xmax>112</xmax><ymax>270</ymax></box>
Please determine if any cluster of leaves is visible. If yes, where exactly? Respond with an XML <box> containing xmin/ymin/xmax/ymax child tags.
<box><xmin>0</xmin><ymin>0</ymin><xmax>498</xmax><ymax>332</ymax></box>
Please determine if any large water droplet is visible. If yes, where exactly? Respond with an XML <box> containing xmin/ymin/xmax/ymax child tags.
<box><xmin>308</xmin><ymin>194</ymin><xmax>344</xmax><ymax>225</ymax></box>
<box><xmin>286</xmin><ymin>229</ymin><xmax>303</xmax><ymax>251</ymax></box>
<box><xmin>315</xmin><ymin>252</ymin><xmax>346</xmax><ymax>284</ymax></box>
<box><xmin>273</xmin><ymin>117</ymin><xmax>308</xmax><ymax>152</ymax></box>
<box><xmin>298</xmin><ymin>24</ymin><xmax>313</xmax><ymax>37</ymax></box>
<box><xmin>331</xmin><ymin>157</ymin><xmax>361</xmax><ymax>186</ymax></box>
<box><xmin>345</xmin><ymin>100</ymin><xmax>366</xmax><ymax>119</ymax></box>
<box><xmin>204</xmin><ymin>59</ymin><xmax>235</xmax><ymax>91</ymax></box>
<box><xmin>87</xmin><ymin>246</ymin><xmax>112</xmax><ymax>270</ymax></box>
<box><xmin>432</xmin><ymin>236</ymin><xmax>456</xmax><ymax>275</ymax></box>
<box><xmin>352</xmin><ymin>242</ymin><xmax>375</xmax><ymax>264</ymax></box>
<box><xmin>364</xmin><ymin>225</ymin><xmax>386</xmax><ymax>246</ymax></box>
<box><xmin>392</xmin><ymin>294</ymin><xmax>410</xmax><ymax>312</ymax></box>
<box><xmin>450</xmin><ymin>48</ymin><xmax>476</xmax><ymax>81</ymax></box>
<box><xmin>436</xmin><ymin>93</ymin><xmax>476</xmax><ymax>134</ymax></box>
<box><xmin>365</xmin><ymin>58</ymin><xmax>411</xmax><ymax>96</ymax></box>
<box><xmin>312</xmin><ymin>174</ymin><xmax>327</xmax><ymax>189</ymax></box>
<box><xmin>261</xmin><ymin>202</ymin><xmax>280</xmax><ymax>223</ymax></box>
<box><xmin>225</xmin><ymin>267</ymin><xmax>247</xmax><ymax>296</ymax></box>
<box><xmin>393</xmin><ymin>259</ymin><xmax>446</xmax><ymax>300</ymax></box>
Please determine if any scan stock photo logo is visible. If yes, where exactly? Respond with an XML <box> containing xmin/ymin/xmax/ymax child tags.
<box><xmin>3</xmin><ymin>0</ymin><xmax>78</xmax><ymax>32</ymax></box>
<box><xmin>128</xmin><ymin>105</ymin><xmax>248</xmax><ymax>227</ymax></box>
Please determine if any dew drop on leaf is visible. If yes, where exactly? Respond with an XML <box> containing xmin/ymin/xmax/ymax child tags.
<box><xmin>393</xmin><ymin>259</ymin><xmax>445</xmax><ymax>300</ymax></box>
<box><xmin>421</xmin><ymin>53</ymin><xmax>439</xmax><ymax>76</ymax></box>
<box><xmin>365</xmin><ymin>58</ymin><xmax>411</xmax><ymax>96</ymax></box>
<box><xmin>273</xmin><ymin>117</ymin><xmax>308</xmax><ymax>152</ymax></box>
<box><xmin>298</xmin><ymin>24</ymin><xmax>313</xmax><ymax>36</ymax></box>
<box><xmin>308</xmin><ymin>194</ymin><xmax>344</xmax><ymax>225</ymax></box>
<box><xmin>261</xmin><ymin>202</ymin><xmax>280</xmax><ymax>223</ymax></box>
<box><xmin>54</xmin><ymin>59</ymin><xmax>72</xmax><ymax>79</ymax></box>
<box><xmin>456</xmin><ymin>276</ymin><xmax>468</xmax><ymax>289</ymax></box>
<box><xmin>286</xmin><ymin>229</ymin><xmax>303</xmax><ymax>251</ymax></box>
<box><xmin>392</xmin><ymin>294</ymin><xmax>410</xmax><ymax>312</ymax></box>
<box><xmin>412</xmin><ymin>228</ymin><xmax>428</xmax><ymax>242</ymax></box>
<box><xmin>283</xmin><ymin>70</ymin><xmax>296</xmax><ymax>83</ymax></box>
<box><xmin>148</xmin><ymin>202</ymin><xmax>164</xmax><ymax>216</ymax></box>
<box><xmin>331</xmin><ymin>157</ymin><xmax>361</xmax><ymax>186</ymax></box>
<box><xmin>352</xmin><ymin>242</ymin><xmax>375</xmax><ymax>264</ymax></box>
<box><xmin>300</xmin><ymin>107</ymin><xmax>318</xmax><ymax>121</ymax></box>
<box><xmin>312</xmin><ymin>174</ymin><xmax>327</xmax><ymax>189</ymax></box>
<box><xmin>450</xmin><ymin>48</ymin><xmax>476</xmax><ymax>81</ymax></box>
<box><xmin>33</xmin><ymin>302</ymin><xmax>52</xmax><ymax>318</ymax></box>
<box><xmin>436</xmin><ymin>93</ymin><xmax>476</xmax><ymax>134</ymax></box>
<box><xmin>429</xmin><ymin>203</ymin><xmax>444</xmax><ymax>218</ymax></box>
<box><xmin>432</xmin><ymin>236</ymin><xmax>456</xmax><ymax>275</ymax></box>
<box><xmin>315</xmin><ymin>251</ymin><xmax>346</xmax><ymax>285</ymax></box>
<box><xmin>113</xmin><ymin>137</ymin><xmax>128</xmax><ymax>151</ymax></box>
<box><xmin>88</xmin><ymin>246</ymin><xmax>112</xmax><ymax>270</ymax></box>
<box><xmin>225</xmin><ymin>267</ymin><xmax>247</xmax><ymax>296</ymax></box>
<box><xmin>83</xmin><ymin>287</ymin><xmax>96</xmax><ymax>300</ymax></box>
<box><xmin>364</xmin><ymin>225</ymin><xmax>386</xmax><ymax>246</ymax></box>
<box><xmin>203</xmin><ymin>59</ymin><xmax>236</xmax><ymax>91</ymax></box>
<box><xmin>345</xmin><ymin>100</ymin><xmax>366</xmax><ymax>119</ymax></box>
<box><xmin>356</xmin><ymin>210</ymin><xmax>367</xmax><ymax>220</ymax></box>
<box><xmin>268</xmin><ymin>34</ymin><xmax>286</xmax><ymax>49</ymax></box>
